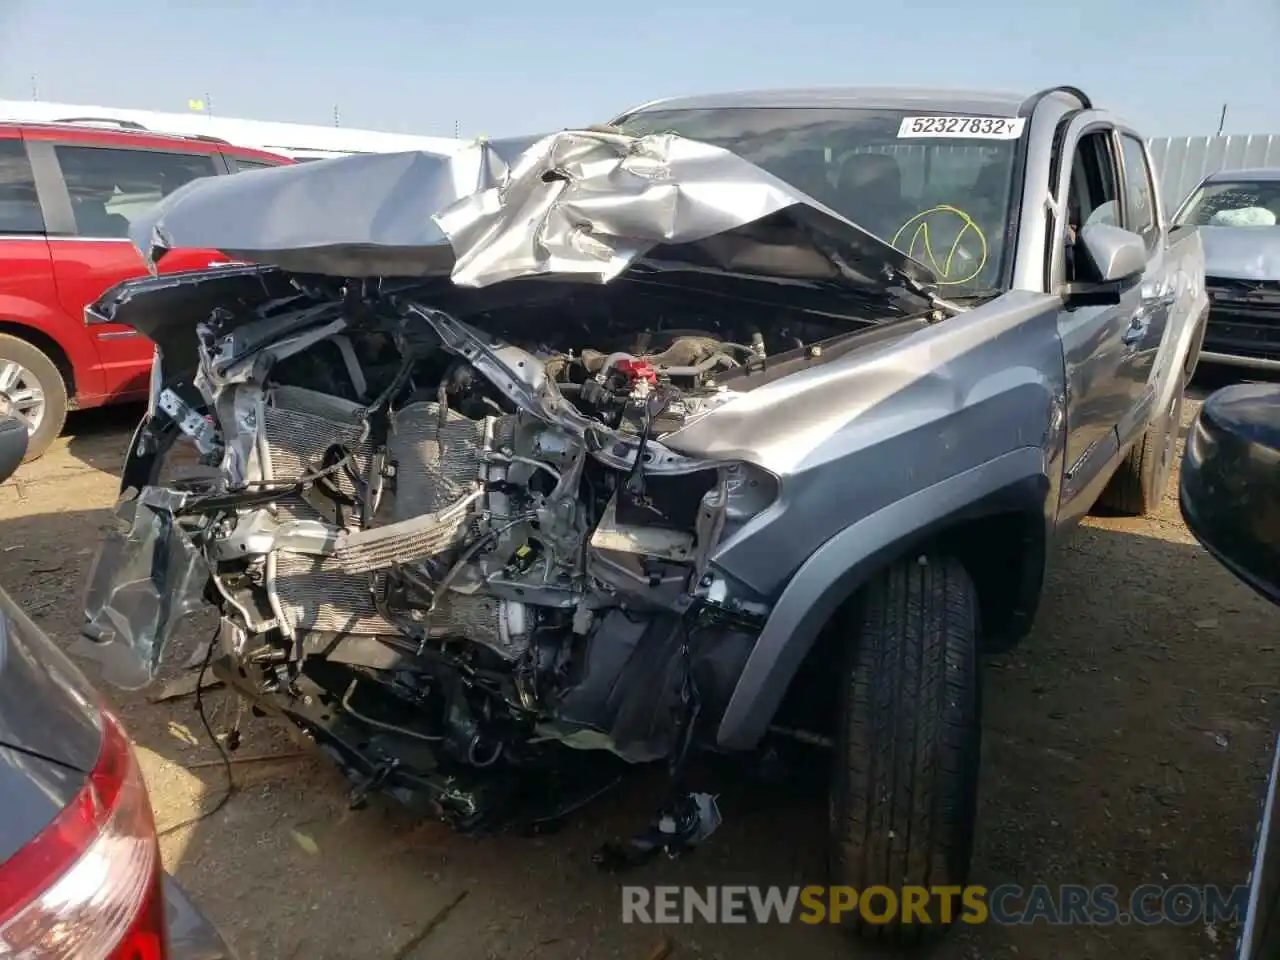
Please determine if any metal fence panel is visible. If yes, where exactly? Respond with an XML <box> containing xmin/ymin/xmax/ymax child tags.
<box><xmin>1148</xmin><ymin>135</ymin><xmax>1280</xmax><ymax>215</ymax></box>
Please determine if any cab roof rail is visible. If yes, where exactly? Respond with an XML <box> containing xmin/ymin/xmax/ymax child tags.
<box><xmin>1017</xmin><ymin>86</ymin><xmax>1092</xmax><ymax>117</ymax></box>
<box><xmin>53</xmin><ymin>116</ymin><xmax>149</xmax><ymax>130</ymax></box>
<box><xmin>49</xmin><ymin>117</ymin><xmax>232</xmax><ymax>146</ymax></box>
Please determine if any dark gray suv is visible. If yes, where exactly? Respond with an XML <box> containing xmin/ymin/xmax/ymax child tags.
<box><xmin>0</xmin><ymin>412</ymin><xmax>235</xmax><ymax>957</ymax></box>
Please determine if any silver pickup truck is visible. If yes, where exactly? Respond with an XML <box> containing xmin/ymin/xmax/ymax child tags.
<box><xmin>76</xmin><ymin>85</ymin><xmax>1207</xmax><ymax>945</ymax></box>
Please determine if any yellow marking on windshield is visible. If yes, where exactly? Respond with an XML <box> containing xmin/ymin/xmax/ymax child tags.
<box><xmin>891</xmin><ymin>205</ymin><xmax>989</xmax><ymax>286</ymax></box>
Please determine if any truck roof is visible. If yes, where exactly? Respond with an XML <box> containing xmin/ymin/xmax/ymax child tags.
<box><xmin>622</xmin><ymin>87</ymin><xmax>1031</xmax><ymax>118</ymax></box>
<box><xmin>1203</xmin><ymin>167</ymin><xmax>1280</xmax><ymax>183</ymax></box>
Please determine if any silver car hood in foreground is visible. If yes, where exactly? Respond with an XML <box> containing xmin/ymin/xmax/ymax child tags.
<box><xmin>1200</xmin><ymin>226</ymin><xmax>1280</xmax><ymax>282</ymax></box>
<box><xmin>131</xmin><ymin>129</ymin><xmax>936</xmax><ymax>297</ymax></box>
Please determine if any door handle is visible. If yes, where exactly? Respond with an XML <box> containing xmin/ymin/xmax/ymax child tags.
<box><xmin>1140</xmin><ymin>283</ymin><xmax>1178</xmax><ymax>309</ymax></box>
<box><xmin>1123</xmin><ymin>292</ymin><xmax>1176</xmax><ymax>346</ymax></box>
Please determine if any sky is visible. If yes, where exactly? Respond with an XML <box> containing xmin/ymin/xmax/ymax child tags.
<box><xmin>0</xmin><ymin>0</ymin><xmax>1276</xmax><ymax>140</ymax></box>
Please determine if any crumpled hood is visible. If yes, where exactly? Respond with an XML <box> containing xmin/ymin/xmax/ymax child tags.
<box><xmin>130</xmin><ymin>129</ymin><xmax>935</xmax><ymax>296</ymax></box>
<box><xmin>1200</xmin><ymin>226</ymin><xmax>1280</xmax><ymax>282</ymax></box>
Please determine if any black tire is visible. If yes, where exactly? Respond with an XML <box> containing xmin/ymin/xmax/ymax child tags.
<box><xmin>0</xmin><ymin>334</ymin><xmax>67</xmax><ymax>462</ymax></box>
<box><xmin>830</xmin><ymin>554</ymin><xmax>982</xmax><ymax>945</ymax></box>
<box><xmin>1096</xmin><ymin>375</ymin><xmax>1186</xmax><ymax>517</ymax></box>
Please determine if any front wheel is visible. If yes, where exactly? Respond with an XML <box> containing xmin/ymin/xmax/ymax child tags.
<box><xmin>0</xmin><ymin>334</ymin><xmax>68</xmax><ymax>462</ymax></box>
<box><xmin>829</xmin><ymin>554</ymin><xmax>982</xmax><ymax>945</ymax></box>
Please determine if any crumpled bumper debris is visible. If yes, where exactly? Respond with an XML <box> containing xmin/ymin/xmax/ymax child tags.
<box><xmin>73</xmin><ymin>487</ymin><xmax>209</xmax><ymax>690</ymax></box>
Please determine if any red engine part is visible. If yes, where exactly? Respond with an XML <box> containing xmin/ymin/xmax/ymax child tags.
<box><xmin>615</xmin><ymin>358</ymin><xmax>658</xmax><ymax>385</ymax></box>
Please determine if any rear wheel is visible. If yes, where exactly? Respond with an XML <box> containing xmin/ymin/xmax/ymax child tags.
<box><xmin>1097</xmin><ymin>374</ymin><xmax>1186</xmax><ymax>517</ymax></box>
<box><xmin>829</xmin><ymin>554</ymin><xmax>982</xmax><ymax>945</ymax></box>
<box><xmin>0</xmin><ymin>334</ymin><xmax>67</xmax><ymax>462</ymax></box>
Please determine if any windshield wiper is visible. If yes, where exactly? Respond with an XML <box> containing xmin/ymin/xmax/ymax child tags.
<box><xmin>944</xmin><ymin>288</ymin><xmax>1004</xmax><ymax>302</ymax></box>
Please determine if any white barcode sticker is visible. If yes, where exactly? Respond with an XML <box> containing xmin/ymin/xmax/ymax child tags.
<box><xmin>898</xmin><ymin>116</ymin><xmax>1026</xmax><ymax>140</ymax></box>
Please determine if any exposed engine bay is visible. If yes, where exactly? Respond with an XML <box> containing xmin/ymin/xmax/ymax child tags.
<box><xmin>81</xmin><ymin>270</ymin><xmax>899</xmax><ymax>833</ymax></box>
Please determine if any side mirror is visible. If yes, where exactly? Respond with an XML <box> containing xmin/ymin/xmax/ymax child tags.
<box><xmin>0</xmin><ymin>408</ymin><xmax>28</xmax><ymax>485</ymax></box>
<box><xmin>1063</xmin><ymin>223</ymin><xmax>1148</xmax><ymax>307</ymax></box>
<box><xmin>1179</xmin><ymin>382</ymin><xmax>1280</xmax><ymax>607</ymax></box>
<box><xmin>1081</xmin><ymin>223</ymin><xmax>1147</xmax><ymax>282</ymax></box>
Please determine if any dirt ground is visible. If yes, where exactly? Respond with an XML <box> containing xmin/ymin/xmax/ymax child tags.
<box><xmin>2</xmin><ymin>384</ymin><xmax>1276</xmax><ymax>960</ymax></box>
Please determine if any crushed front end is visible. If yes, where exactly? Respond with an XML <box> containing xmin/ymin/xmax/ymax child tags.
<box><xmin>78</xmin><ymin>272</ymin><xmax>800</xmax><ymax>831</ymax></box>
<box><xmin>74</xmin><ymin>129</ymin><xmax>935</xmax><ymax>839</ymax></box>
<box><xmin>1203</xmin><ymin>276</ymin><xmax>1280</xmax><ymax>369</ymax></box>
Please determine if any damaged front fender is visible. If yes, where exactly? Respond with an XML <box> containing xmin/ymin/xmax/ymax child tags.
<box><xmin>73</xmin><ymin>487</ymin><xmax>210</xmax><ymax>690</ymax></box>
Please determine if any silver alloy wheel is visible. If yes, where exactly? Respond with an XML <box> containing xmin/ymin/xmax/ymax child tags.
<box><xmin>0</xmin><ymin>360</ymin><xmax>46</xmax><ymax>435</ymax></box>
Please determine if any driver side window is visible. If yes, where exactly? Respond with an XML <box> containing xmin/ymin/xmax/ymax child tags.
<box><xmin>1062</xmin><ymin>129</ymin><xmax>1121</xmax><ymax>284</ymax></box>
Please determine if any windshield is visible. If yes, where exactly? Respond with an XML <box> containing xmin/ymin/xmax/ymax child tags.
<box><xmin>1175</xmin><ymin>179</ymin><xmax>1280</xmax><ymax>227</ymax></box>
<box><xmin>616</xmin><ymin>106</ymin><xmax>1022</xmax><ymax>291</ymax></box>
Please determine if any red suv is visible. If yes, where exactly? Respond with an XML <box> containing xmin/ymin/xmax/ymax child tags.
<box><xmin>0</xmin><ymin>121</ymin><xmax>291</xmax><ymax>460</ymax></box>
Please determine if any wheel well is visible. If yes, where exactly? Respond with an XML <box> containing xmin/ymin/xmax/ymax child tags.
<box><xmin>931</xmin><ymin>510</ymin><xmax>1046</xmax><ymax>642</ymax></box>
<box><xmin>773</xmin><ymin>509</ymin><xmax>1044</xmax><ymax>735</ymax></box>
<box><xmin>0</xmin><ymin>322</ymin><xmax>75</xmax><ymax>399</ymax></box>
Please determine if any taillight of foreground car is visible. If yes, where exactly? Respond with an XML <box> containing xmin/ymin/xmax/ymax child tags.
<box><xmin>0</xmin><ymin>707</ymin><xmax>169</xmax><ymax>959</ymax></box>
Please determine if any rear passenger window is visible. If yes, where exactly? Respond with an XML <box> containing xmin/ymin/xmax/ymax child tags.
<box><xmin>0</xmin><ymin>140</ymin><xmax>44</xmax><ymax>234</ymax></box>
<box><xmin>55</xmin><ymin>146</ymin><xmax>218</xmax><ymax>239</ymax></box>
<box><xmin>1119</xmin><ymin>135</ymin><xmax>1157</xmax><ymax>244</ymax></box>
<box><xmin>230</xmin><ymin>158</ymin><xmax>277</xmax><ymax>173</ymax></box>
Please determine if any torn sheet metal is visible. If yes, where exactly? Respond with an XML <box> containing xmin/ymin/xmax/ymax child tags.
<box><xmin>73</xmin><ymin>488</ymin><xmax>210</xmax><ymax>690</ymax></box>
<box><xmin>129</xmin><ymin>129</ymin><xmax>935</xmax><ymax>293</ymax></box>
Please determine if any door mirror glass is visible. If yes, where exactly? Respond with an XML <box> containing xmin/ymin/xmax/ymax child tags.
<box><xmin>1080</xmin><ymin>222</ymin><xmax>1147</xmax><ymax>282</ymax></box>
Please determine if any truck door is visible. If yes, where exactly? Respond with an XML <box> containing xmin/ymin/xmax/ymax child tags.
<box><xmin>1051</xmin><ymin>117</ymin><xmax>1143</xmax><ymax>523</ymax></box>
<box><xmin>1110</xmin><ymin>129</ymin><xmax>1174</xmax><ymax>450</ymax></box>
<box><xmin>42</xmin><ymin>142</ymin><xmax>227</xmax><ymax>402</ymax></box>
